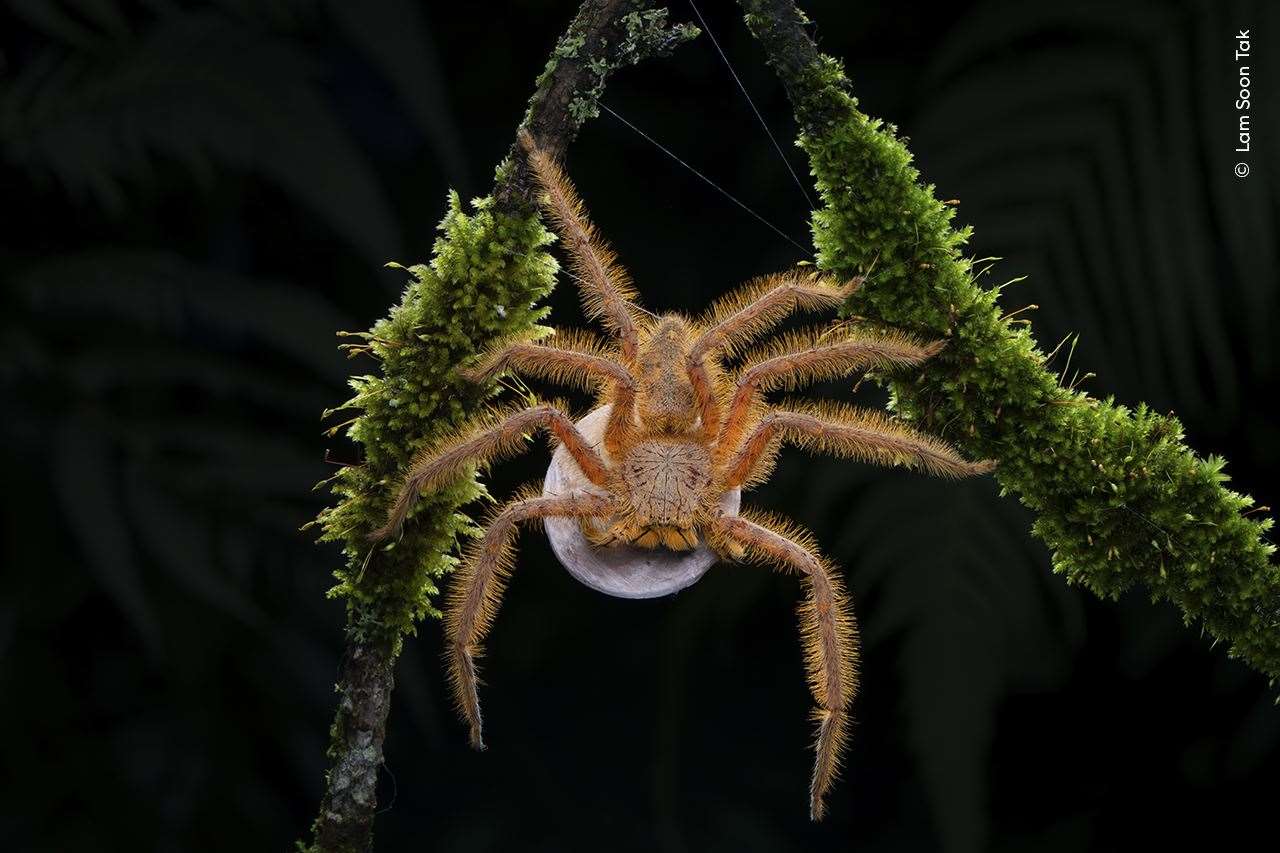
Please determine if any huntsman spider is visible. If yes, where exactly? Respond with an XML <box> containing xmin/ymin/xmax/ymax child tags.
<box><xmin>373</xmin><ymin>131</ymin><xmax>995</xmax><ymax>820</ymax></box>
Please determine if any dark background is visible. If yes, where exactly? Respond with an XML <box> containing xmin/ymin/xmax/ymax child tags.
<box><xmin>2</xmin><ymin>1</ymin><xmax>1277</xmax><ymax>850</ymax></box>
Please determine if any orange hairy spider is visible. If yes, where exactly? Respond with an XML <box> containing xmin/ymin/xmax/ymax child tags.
<box><xmin>373</xmin><ymin>131</ymin><xmax>995</xmax><ymax>820</ymax></box>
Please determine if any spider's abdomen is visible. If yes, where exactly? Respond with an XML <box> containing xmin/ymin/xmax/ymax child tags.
<box><xmin>620</xmin><ymin>440</ymin><xmax>713</xmax><ymax>532</ymax></box>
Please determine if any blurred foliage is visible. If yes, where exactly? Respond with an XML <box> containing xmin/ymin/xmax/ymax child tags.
<box><xmin>1</xmin><ymin>1</ymin><xmax>1277</xmax><ymax>851</ymax></box>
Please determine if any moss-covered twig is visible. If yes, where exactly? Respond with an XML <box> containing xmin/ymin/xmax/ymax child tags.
<box><xmin>496</xmin><ymin>1</ymin><xmax>699</xmax><ymax>212</ymax></box>
<box><xmin>304</xmin><ymin>3</ymin><xmax>697</xmax><ymax>851</ymax></box>
<box><xmin>739</xmin><ymin>0</ymin><xmax>1279</xmax><ymax>680</ymax></box>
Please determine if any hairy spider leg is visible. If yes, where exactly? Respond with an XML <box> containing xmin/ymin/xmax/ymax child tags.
<box><xmin>466</xmin><ymin>329</ymin><xmax>639</xmax><ymax>457</ymax></box>
<box><xmin>712</xmin><ymin>330</ymin><xmax>945</xmax><ymax>467</ymax></box>
<box><xmin>521</xmin><ymin>130</ymin><xmax>645</xmax><ymax>364</ymax></box>
<box><xmin>720</xmin><ymin>403</ymin><xmax>997</xmax><ymax>491</ymax></box>
<box><xmin>521</xmin><ymin>131</ymin><xmax>649</xmax><ymax>454</ymax></box>
<box><xmin>687</xmin><ymin>271</ymin><xmax>861</xmax><ymax>440</ymax></box>
<box><xmin>447</xmin><ymin>488</ymin><xmax>613</xmax><ymax>749</ymax></box>
<box><xmin>710</xmin><ymin>511</ymin><xmax>859</xmax><ymax>822</ymax></box>
<box><xmin>375</xmin><ymin>402</ymin><xmax>609</xmax><ymax>541</ymax></box>
<box><xmin>692</xmin><ymin>270</ymin><xmax>862</xmax><ymax>359</ymax></box>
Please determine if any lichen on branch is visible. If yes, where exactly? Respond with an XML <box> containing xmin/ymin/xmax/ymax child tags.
<box><xmin>496</xmin><ymin>1</ymin><xmax>699</xmax><ymax>212</ymax></box>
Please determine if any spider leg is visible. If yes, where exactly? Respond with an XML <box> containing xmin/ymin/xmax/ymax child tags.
<box><xmin>465</xmin><ymin>329</ymin><xmax>638</xmax><ymax>456</ymax></box>
<box><xmin>690</xmin><ymin>270</ymin><xmax>861</xmax><ymax>362</ymax></box>
<box><xmin>719</xmin><ymin>403</ymin><xmax>996</xmax><ymax>491</ymax></box>
<box><xmin>465</xmin><ymin>329</ymin><xmax>631</xmax><ymax>389</ymax></box>
<box><xmin>686</xmin><ymin>272</ymin><xmax>859</xmax><ymax>440</ymax></box>
<box><xmin>709</xmin><ymin>510</ymin><xmax>858</xmax><ymax>822</ymax></box>
<box><xmin>373</xmin><ymin>401</ymin><xmax>609</xmax><ymax>541</ymax></box>
<box><xmin>686</xmin><ymin>352</ymin><xmax>724</xmax><ymax>442</ymax></box>
<box><xmin>713</xmin><ymin>328</ymin><xmax>944</xmax><ymax>460</ymax></box>
<box><xmin>520</xmin><ymin>131</ymin><xmax>645</xmax><ymax>362</ymax></box>
<box><xmin>447</xmin><ymin>487</ymin><xmax>613</xmax><ymax>749</ymax></box>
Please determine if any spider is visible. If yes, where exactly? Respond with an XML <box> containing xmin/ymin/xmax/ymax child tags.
<box><xmin>373</xmin><ymin>131</ymin><xmax>995</xmax><ymax>820</ymax></box>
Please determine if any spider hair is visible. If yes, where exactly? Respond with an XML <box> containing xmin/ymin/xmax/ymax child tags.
<box><xmin>464</xmin><ymin>328</ymin><xmax>632</xmax><ymax>392</ymax></box>
<box><xmin>713</xmin><ymin>326</ymin><xmax>946</xmax><ymax>461</ymax></box>
<box><xmin>520</xmin><ymin>129</ymin><xmax>644</xmax><ymax>361</ymax></box>
<box><xmin>722</xmin><ymin>400</ymin><xmax>997</xmax><ymax>490</ymax></box>
<box><xmin>691</xmin><ymin>269</ymin><xmax>862</xmax><ymax>361</ymax></box>
<box><xmin>373</xmin><ymin>399</ymin><xmax>606</xmax><ymax>541</ymax></box>
<box><xmin>711</xmin><ymin>509</ymin><xmax>859</xmax><ymax>820</ymax></box>
<box><xmin>445</xmin><ymin>485</ymin><xmax>613</xmax><ymax>749</ymax></box>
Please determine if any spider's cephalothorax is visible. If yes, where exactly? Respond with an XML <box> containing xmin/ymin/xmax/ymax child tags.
<box><xmin>596</xmin><ymin>315</ymin><xmax>715</xmax><ymax>550</ymax></box>
<box><xmin>373</xmin><ymin>131</ymin><xmax>995</xmax><ymax>820</ymax></box>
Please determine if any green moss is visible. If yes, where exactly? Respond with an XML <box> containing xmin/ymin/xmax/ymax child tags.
<box><xmin>786</xmin><ymin>53</ymin><xmax>1279</xmax><ymax>679</ymax></box>
<box><xmin>312</xmin><ymin>192</ymin><xmax>556</xmax><ymax>650</ymax></box>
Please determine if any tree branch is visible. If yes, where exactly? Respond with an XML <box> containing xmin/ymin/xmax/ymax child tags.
<box><xmin>494</xmin><ymin>0</ymin><xmax>698</xmax><ymax>212</ymax></box>
<box><xmin>737</xmin><ymin>0</ymin><xmax>1280</xmax><ymax>680</ymax></box>
<box><xmin>736</xmin><ymin>0</ymin><xmax>830</xmax><ymax>128</ymax></box>
<box><xmin>305</xmin><ymin>3</ymin><xmax>695</xmax><ymax>851</ymax></box>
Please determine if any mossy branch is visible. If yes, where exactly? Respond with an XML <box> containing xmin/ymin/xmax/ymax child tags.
<box><xmin>739</xmin><ymin>0</ymin><xmax>1280</xmax><ymax>681</ymax></box>
<box><xmin>495</xmin><ymin>1</ymin><xmax>699</xmax><ymax>212</ymax></box>
<box><xmin>303</xmin><ymin>3</ymin><xmax>697</xmax><ymax>851</ymax></box>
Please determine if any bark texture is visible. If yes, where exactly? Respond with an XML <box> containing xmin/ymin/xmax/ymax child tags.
<box><xmin>311</xmin><ymin>641</ymin><xmax>396</xmax><ymax>852</ymax></box>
